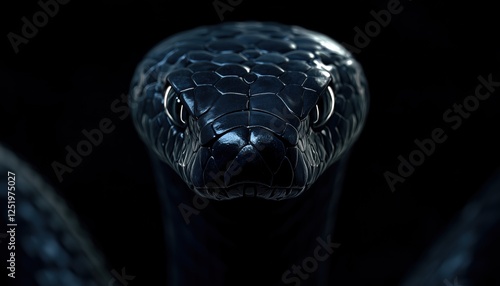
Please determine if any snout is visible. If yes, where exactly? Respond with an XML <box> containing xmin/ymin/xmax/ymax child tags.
<box><xmin>189</xmin><ymin>111</ymin><xmax>308</xmax><ymax>200</ymax></box>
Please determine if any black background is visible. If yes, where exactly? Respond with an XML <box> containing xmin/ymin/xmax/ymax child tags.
<box><xmin>1</xmin><ymin>0</ymin><xmax>500</xmax><ymax>285</ymax></box>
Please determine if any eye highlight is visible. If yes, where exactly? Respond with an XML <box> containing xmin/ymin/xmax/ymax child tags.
<box><xmin>311</xmin><ymin>85</ymin><xmax>335</xmax><ymax>129</ymax></box>
<box><xmin>164</xmin><ymin>85</ymin><xmax>188</xmax><ymax>128</ymax></box>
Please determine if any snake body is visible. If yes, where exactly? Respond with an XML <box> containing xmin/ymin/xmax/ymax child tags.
<box><xmin>129</xmin><ymin>22</ymin><xmax>368</xmax><ymax>285</ymax></box>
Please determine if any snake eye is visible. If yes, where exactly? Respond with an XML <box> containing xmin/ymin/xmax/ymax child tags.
<box><xmin>164</xmin><ymin>85</ymin><xmax>188</xmax><ymax>128</ymax></box>
<box><xmin>311</xmin><ymin>85</ymin><xmax>335</xmax><ymax>129</ymax></box>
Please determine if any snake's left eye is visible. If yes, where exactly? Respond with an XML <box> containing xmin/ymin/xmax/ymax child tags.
<box><xmin>164</xmin><ymin>85</ymin><xmax>188</xmax><ymax>128</ymax></box>
<box><xmin>311</xmin><ymin>85</ymin><xmax>335</xmax><ymax>129</ymax></box>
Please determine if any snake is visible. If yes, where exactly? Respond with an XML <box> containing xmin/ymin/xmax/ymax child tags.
<box><xmin>128</xmin><ymin>22</ymin><xmax>368</xmax><ymax>285</ymax></box>
<box><xmin>130</xmin><ymin>22</ymin><xmax>368</xmax><ymax>202</ymax></box>
<box><xmin>3</xmin><ymin>21</ymin><xmax>499</xmax><ymax>286</ymax></box>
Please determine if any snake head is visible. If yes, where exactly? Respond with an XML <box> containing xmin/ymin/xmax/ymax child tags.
<box><xmin>130</xmin><ymin>22</ymin><xmax>369</xmax><ymax>200</ymax></box>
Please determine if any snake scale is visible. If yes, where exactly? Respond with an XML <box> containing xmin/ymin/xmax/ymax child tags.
<box><xmin>2</xmin><ymin>21</ymin><xmax>499</xmax><ymax>286</ymax></box>
<box><xmin>128</xmin><ymin>21</ymin><xmax>368</xmax><ymax>285</ymax></box>
<box><xmin>129</xmin><ymin>21</ymin><xmax>369</xmax><ymax>200</ymax></box>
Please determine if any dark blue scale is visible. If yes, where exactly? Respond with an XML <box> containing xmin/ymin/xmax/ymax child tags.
<box><xmin>129</xmin><ymin>22</ymin><xmax>369</xmax><ymax>286</ymax></box>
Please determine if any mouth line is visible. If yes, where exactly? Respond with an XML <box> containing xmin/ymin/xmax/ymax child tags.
<box><xmin>193</xmin><ymin>184</ymin><xmax>305</xmax><ymax>200</ymax></box>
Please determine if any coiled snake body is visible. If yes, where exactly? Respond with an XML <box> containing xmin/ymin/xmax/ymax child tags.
<box><xmin>129</xmin><ymin>22</ymin><xmax>368</xmax><ymax>285</ymax></box>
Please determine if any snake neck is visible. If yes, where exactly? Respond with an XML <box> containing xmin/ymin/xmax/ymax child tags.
<box><xmin>151</xmin><ymin>151</ymin><xmax>350</xmax><ymax>286</ymax></box>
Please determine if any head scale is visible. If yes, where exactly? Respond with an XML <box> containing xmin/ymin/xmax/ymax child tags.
<box><xmin>130</xmin><ymin>22</ymin><xmax>369</xmax><ymax>200</ymax></box>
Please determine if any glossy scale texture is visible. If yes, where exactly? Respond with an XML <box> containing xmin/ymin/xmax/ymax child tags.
<box><xmin>129</xmin><ymin>22</ymin><xmax>369</xmax><ymax>200</ymax></box>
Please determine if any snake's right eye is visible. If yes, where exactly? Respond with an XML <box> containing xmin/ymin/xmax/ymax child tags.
<box><xmin>164</xmin><ymin>85</ymin><xmax>188</xmax><ymax>128</ymax></box>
